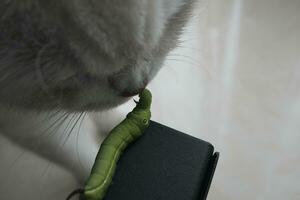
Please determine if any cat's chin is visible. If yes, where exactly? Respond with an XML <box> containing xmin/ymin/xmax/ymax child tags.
<box><xmin>75</xmin><ymin>97</ymin><xmax>131</xmax><ymax>112</ymax></box>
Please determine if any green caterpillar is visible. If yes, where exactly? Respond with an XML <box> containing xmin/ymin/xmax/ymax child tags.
<box><xmin>83</xmin><ymin>89</ymin><xmax>152</xmax><ymax>200</ymax></box>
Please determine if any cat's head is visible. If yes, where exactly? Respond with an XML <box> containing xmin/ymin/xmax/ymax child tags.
<box><xmin>0</xmin><ymin>0</ymin><xmax>196</xmax><ymax>111</ymax></box>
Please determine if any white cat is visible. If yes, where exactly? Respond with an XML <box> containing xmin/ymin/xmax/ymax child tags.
<box><xmin>0</xmin><ymin>0</ymin><xmax>197</xmax><ymax>199</ymax></box>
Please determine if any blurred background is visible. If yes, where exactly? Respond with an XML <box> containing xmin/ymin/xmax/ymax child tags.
<box><xmin>149</xmin><ymin>0</ymin><xmax>300</xmax><ymax>199</ymax></box>
<box><xmin>0</xmin><ymin>0</ymin><xmax>299</xmax><ymax>199</ymax></box>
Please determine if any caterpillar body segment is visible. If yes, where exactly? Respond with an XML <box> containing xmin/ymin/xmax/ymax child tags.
<box><xmin>83</xmin><ymin>89</ymin><xmax>152</xmax><ymax>200</ymax></box>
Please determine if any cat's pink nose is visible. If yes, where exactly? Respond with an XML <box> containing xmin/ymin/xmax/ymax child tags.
<box><xmin>109</xmin><ymin>77</ymin><xmax>148</xmax><ymax>97</ymax></box>
<box><xmin>120</xmin><ymin>87</ymin><xmax>146</xmax><ymax>97</ymax></box>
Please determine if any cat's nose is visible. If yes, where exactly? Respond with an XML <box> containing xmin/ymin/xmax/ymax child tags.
<box><xmin>109</xmin><ymin>76</ymin><xmax>148</xmax><ymax>97</ymax></box>
<box><xmin>120</xmin><ymin>87</ymin><xmax>145</xmax><ymax>97</ymax></box>
<box><xmin>117</xmin><ymin>82</ymin><xmax>148</xmax><ymax>97</ymax></box>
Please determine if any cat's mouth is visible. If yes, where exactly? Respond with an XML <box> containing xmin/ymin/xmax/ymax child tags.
<box><xmin>49</xmin><ymin>88</ymin><xmax>131</xmax><ymax>112</ymax></box>
<box><xmin>78</xmin><ymin>97</ymin><xmax>130</xmax><ymax>111</ymax></box>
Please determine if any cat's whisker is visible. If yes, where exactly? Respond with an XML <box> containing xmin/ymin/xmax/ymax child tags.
<box><xmin>60</xmin><ymin>112</ymin><xmax>85</xmax><ymax>176</ymax></box>
<box><xmin>7</xmin><ymin>151</ymin><xmax>27</xmax><ymax>172</ymax></box>
<box><xmin>168</xmin><ymin>53</ymin><xmax>202</xmax><ymax>66</ymax></box>
<box><xmin>43</xmin><ymin>110</ymin><xmax>65</xmax><ymax>122</ymax></box>
<box><xmin>76</xmin><ymin>112</ymin><xmax>87</xmax><ymax>174</ymax></box>
<box><xmin>3</xmin><ymin>150</ymin><xmax>28</xmax><ymax>190</ymax></box>
<box><xmin>38</xmin><ymin>112</ymin><xmax>68</xmax><ymax>134</ymax></box>
<box><xmin>2</xmin><ymin>111</ymin><xmax>67</xmax><ymax>164</ymax></box>
<box><xmin>61</xmin><ymin>112</ymin><xmax>84</xmax><ymax>148</ymax></box>
<box><xmin>175</xmin><ymin>44</ymin><xmax>204</xmax><ymax>54</ymax></box>
<box><xmin>58</xmin><ymin>113</ymin><xmax>78</xmax><ymax>146</ymax></box>
<box><xmin>166</xmin><ymin>58</ymin><xmax>200</xmax><ymax>68</ymax></box>
<box><xmin>38</xmin><ymin>161</ymin><xmax>53</xmax><ymax>200</ymax></box>
<box><xmin>42</xmin><ymin>112</ymin><xmax>70</xmax><ymax>139</ymax></box>
<box><xmin>40</xmin><ymin>160</ymin><xmax>53</xmax><ymax>187</ymax></box>
<box><xmin>166</xmin><ymin>54</ymin><xmax>211</xmax><ymax>78</ymax></box>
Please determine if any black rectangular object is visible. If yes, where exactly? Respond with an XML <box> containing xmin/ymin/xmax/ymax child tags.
<box><xmin>103</xmin><ymin>121</ymin><xmax>219</xmax><ymax>200</ymax></box>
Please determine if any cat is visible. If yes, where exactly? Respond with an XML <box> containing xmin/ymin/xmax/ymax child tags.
<box><xmin>0</xmin><ymin>0</ymin><xmax>197</xmax><ymax>199</ymax></box>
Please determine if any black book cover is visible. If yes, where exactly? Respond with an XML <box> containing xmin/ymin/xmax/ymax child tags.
<box><xmin>103</xmin><ymin>121</ymin><xmax>219</xmax><ymax>200</ymax></box>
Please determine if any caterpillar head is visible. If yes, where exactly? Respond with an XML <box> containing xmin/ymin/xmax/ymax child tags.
<box><xmin>127</xmin><ymin>89</ymin><xmax>152</xmax><ymax>129</ymax></box>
